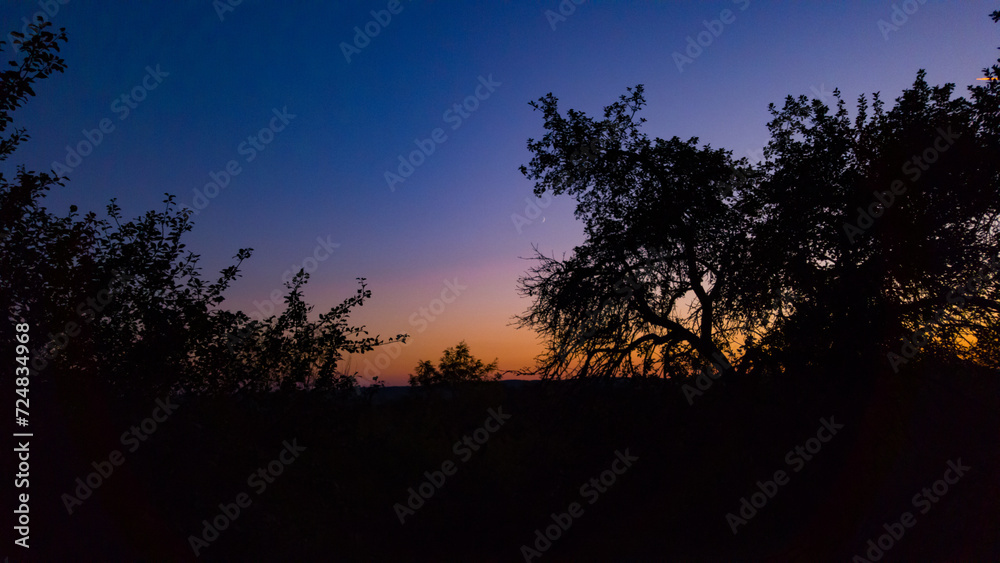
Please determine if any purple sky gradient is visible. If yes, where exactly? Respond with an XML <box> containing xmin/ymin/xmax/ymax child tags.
<box><xmin>4</xmin><ymin>0</ymin><xmax>997</xmax><ymax>384</ymax></box>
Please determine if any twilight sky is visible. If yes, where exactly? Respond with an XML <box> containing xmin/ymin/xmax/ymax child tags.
<box><xmin>4</xmin><ymin>0</ymin><xmax>996</xmax><ymax>385</ymax></box>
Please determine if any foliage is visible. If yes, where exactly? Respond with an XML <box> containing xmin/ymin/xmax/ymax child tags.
<box><xmin>220</xmin><ymin>272</ymin><xmax>403</xmax><ymax>394</ymax></box>
<box><xmin>1</xmin><ymin>19</ymin><xmax>70</xmax><ymax>327</ymax></box>
<box><xmin>733</xmin><ymin>65</ymin><xmax>1000</xmax><ymax>374</ymax></box>
<box><xmin>517</xmin><ymin>13</ymin><xmax>1000</xmax><ymax>380</ymax></box>
<box><xmin>0</xmin><ymin>19</ymin><xmax>405</xmax><ymax>400</ymax></box>
<box><xmin>516</xmin><ymin>85</ymin><xmax>747</xmax><ymax>379</ymax></box>
<box><xmin>408</xmin><ymin>341</ymin><xmax>500</xmax><ymax>386</ymax></box>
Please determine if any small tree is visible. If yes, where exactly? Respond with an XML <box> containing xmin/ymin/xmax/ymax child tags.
<box><xmin>220</xmin><ymin>272</ymin><xmax>405</xmax><ymax>395</ymax></box>
<box><xmin>408</xmin><ymin>341</ymin><xmax>500</xmax><ymax>386</ymax></box>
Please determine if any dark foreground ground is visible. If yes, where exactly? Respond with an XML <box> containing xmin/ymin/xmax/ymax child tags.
<box><xmin>6</xmin><ymin>359</ymin><xmax>1000</xmax><ymax>562</ymax></box>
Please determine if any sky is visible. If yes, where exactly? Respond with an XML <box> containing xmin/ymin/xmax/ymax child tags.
<box><xmin>3</xmin><ymin>0</ymin><xmax>997</xmax><ymax>386</ymax></box>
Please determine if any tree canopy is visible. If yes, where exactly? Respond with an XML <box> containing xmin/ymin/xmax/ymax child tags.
<box><xmin>516</xmin><ymin>86</ymin><xmax>745</xmax><ymax>380</ymax></box>
<box><xmin>517</xmin><ymin>18</ymin><xmax>1000</xmax><ymax>380</ymax></box>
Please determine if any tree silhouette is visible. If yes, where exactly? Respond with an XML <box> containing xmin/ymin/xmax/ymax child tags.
<box><xmin>516</xmin><ymin>86</ymin><xmax>747</xmax><ymax>379</ymax></box>
<box><xmin>732</xmin><ymin>69</ymin><xmax>999</xmax><ymax>375</ymax></box>
<box><xmin>408</xmin><ymin>341</ymin><xmax>500</xmax><ymax>386</ymax></box>
<box><xmin>0</xmin><ymin>19</ymin><xmax>406</xmax><ymax>400</ymax></box>
<box><xmin>1</xmin><ymin>19</ymin><xmax>69</xmax><ymax>336</ymax></box>
<box><xmin>517</xmin><ymin>16</ymin><xmax>1000</xmax><ymax>380</ymax></box>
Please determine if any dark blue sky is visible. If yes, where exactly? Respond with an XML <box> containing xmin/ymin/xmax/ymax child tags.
<box><xmin>4</xmin><ymin>0</ymin><xmax>996</xmax><ymax>384</ymax></box>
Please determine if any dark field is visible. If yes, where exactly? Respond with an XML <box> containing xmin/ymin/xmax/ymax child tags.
<box><xmin>20</xmin><ymin>360</ymin><xmax>1000</xmax><ymax>562</ymax></box>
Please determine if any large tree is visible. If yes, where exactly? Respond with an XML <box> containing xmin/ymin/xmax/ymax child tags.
<box><xmin>517</xmin><ymin>14</ymin><xmax>1000</xmax><ymax>380</ymax></box>
<box><xmin>516</xmin><ymin>86</ymin><xmax>751</xmax><ymax>379</ymax></box>
<box><xmin>732</xmin><ymin>65</ymin><xmax>1000</xmax><ymax>375</ymax></box>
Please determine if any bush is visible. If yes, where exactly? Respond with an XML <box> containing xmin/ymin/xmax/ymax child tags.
<box><xmin>0</xmin><ymin>20</ymin><xmax>405</xmax><ymax>400</ymax></box>
<box><xmin>408</xmin><ymin>341</ymin><xmax>500</xmax><ymax>386</ymax></box>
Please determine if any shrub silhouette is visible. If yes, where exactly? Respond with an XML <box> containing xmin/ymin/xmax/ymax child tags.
<box><xmin>0</xmin><ymin>20</ymin><xmax>406</xmax><ymax>400</ymax></box>
<box><xmin>408</xmin><ymin>341</ymin><xmax>500</xmax><ymax>386</ymax></box>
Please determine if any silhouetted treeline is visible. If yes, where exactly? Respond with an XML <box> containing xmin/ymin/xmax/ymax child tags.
<box><xmin>1</xmin><ymin>21</ymin><xmax>405</xmax><ymax>403</ymax></box>
<box><xmin>516</xmin><ymin>32</ymin><xmax>1000</xmax><ymax>381</ymax></box>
